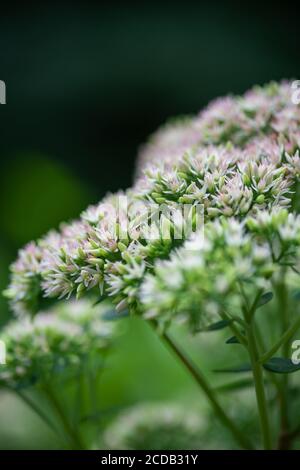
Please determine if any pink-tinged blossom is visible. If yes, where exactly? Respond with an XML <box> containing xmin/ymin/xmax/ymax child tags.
<box><xmin>4</xmin><ymin>242</ymin><xmax>42</xmax><ymax>316</ymax></box>
<box><xmin>140</xmin><ymin>208</ymin><xmax>300</xmax><ymax>331</ymax></box>
<box><xmin>136</xmin><ymin>81</ymin><xmax>300</xmax><ymax>174</ymax></box>
<box><xmin>5</xmin><ymin>80</ymin><xmax>300</xmax><ymax>318</ymax></box>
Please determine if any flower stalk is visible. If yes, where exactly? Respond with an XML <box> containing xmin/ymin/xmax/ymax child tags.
<box><xmin>275</xmin><ymin>276</ymin><xmax>290</xmax><ymax>449</ymax></box>
<box><xmin>244</xmin><ymin>309</ymin><xmax>272</xmax><ymax>449</ymax></box>
<box><xmin>160</xmin><ymin>327</ymin><xmax>253</xmax><ymax>450</ymax></box>
<box><xmin>42</xmin><ymin>384</ymin><xmax>85</xmax><ymax>450</ymax></box>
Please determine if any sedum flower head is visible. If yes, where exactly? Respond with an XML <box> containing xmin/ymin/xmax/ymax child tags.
<box><xmin>137</xmin><ymin>81</ymin><xmax>300</xmax><ymax>174</ymax></box>
<box><xmin>4</xmin><ymin>138</ymin><xmax>299</xmax><ymax>317</ymax></box>
<box><xmin>4</xmin><ymin>80</ymin><xmax>300</xmax><ymax>321</ymax></box>
<box><xmin>0</xmin><ymin>300</ymin><xmax>115</xmax><ymax>389</ymax></box>
<box><xmin>135</xmin><ymin>142</ymin><xmax>294</xmax><ymax>219</ymax></box>
<box><xmin>140</xmin><ymin>208</ymin><xmax>300</xmax><ymax>331</ymax></box>
<box><xmin>140</xmin><ymin>220</ymin><xmax>271</xmax><ymax>331</ymax></box>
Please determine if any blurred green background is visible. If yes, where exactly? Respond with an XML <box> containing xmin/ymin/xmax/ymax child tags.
<box><xmin>0</xmin><ymin>1</ymin><xmax>299</xmax><ymax>448</ymax></box>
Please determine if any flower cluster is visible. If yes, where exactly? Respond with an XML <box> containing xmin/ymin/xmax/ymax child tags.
<box><xmin>137</xmin><ymin>81</ymin><xmax>300</xmax><ymax>173</ymax></box>
<box><xmin>102</xmin><ymin>402</ymin><xmax>205</xmax><ymax>450</ymax></box>
<box><xmin>4</xmin><ymin>242</ymin><xmax>43</xmax><ymax>316</ymax></box>
<box><xmin>135</xmin><ymin>143</ymin><xmax>294</xmax><ymax>219</ymax></box>
<box><xmin>5</xmin><ymin>193</ymin><xmax>201</xmax><ymax>315</ymax></box>
<box><xmin>4</xmin><ymin>81</ymin><xmax>300</xmax><ymax>325</ymax></box>
<box><xmin>135</xmin><ymin>116</ymin><xmax>201</xmax><ymax>177</ymax></box>
<box><xmin>0</xmin><ymin>300</ymin><xmax>115</xmax><ymax>388</ymax></box>
<box><xmin>140</xmin><ymin>208</ymin><xmax>300</xmax><ymax>331</ymax></box>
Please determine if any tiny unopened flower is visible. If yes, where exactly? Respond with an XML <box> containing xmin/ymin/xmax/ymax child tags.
<box><xmin>285</xmin><ymin>150</ymin><xmax>300</xmax><ymax>177</ymax></box>
<box><xmin>105</xmin><ymin>258</ymin><xmax>146</xmax><ymax>312</ymax></box>
<box><xmin>40</xmin><ymin>221</ymin><xmax>93</xmax><ymax>301</ymax></box>
<box><xmin>212</xmin><ymin>173</ymin><xmax>254</xmax><ymax>216</ymax></box>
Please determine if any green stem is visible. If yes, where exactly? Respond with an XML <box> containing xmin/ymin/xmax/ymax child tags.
<box><xmin>161</xmin><ymin>329</ymin><xmax>253</xmax><ymax>450</ymax></box>
<box><xmin>12</xmin><ymin>388</ymin><xmax>65</xmax><ymax>445</ymax></box>
<box><xmin>246</xmin><ymin>320</ymin><xmax>272</xmax><ymax>450</ymax></box>
<box><xmin>249</xmin><ymin>289</ymin><xmax>264</xmax><ymax>320</ymax></box>
<box><xmin>255</xmin><ymin>326</ymin><xmax>282</xmax><ymax>394</ymax></box>
<box><xmin>259</xmin><ymin>316</ymin><xmax>300</xmax><ymax>364</ymax></box>
<box><xmin>42</xmin><ymin>385</ymin><xmax>85</xmax><ymax>449</ymax></box>
<box><xmin>292</xmin><ymin>181</ymin><xmax>300</xmax><ymax>212</ymax></box>
<box><xmin>221</xmin><ymin>311</ymin><xmax>248</xmax><ymax>347</ymax></box>
<box><xmin>274</xmin><ymin>277</ymin><xmax>290</xmax><ymax>447</ymax></box>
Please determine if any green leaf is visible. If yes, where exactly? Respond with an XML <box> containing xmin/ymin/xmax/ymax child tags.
<box><xmin>257</xmin><ymin>292</ymin><xmax>273</xmax><ymax>308</ymax></box>
<box><xmin>226</xmin><ymin>336</ymin><xmax>240</xmax><ymax>344</ymax></box>
<box><xmin>292</xmin><ymin>289</ymin><xmax>300</xmax><ymax>301</ymax></box>
<box><xmin>93</xmin><ymin>298</ymin><xmax>104</xmax><ymax>307</ymax></box>
<box><xmin>198</xmin><ymin>319</ymin><xmax>232</xmax><ymax>332</ymax></box>
<box><xmin>263</xmin><ymin>357</ymin><xmax>300</xmax><ymax>374</ymax></box>
<box><xmin>80</xmin><ymin>405</ymin><xmax>124</xmax><ymax>423</ymax></box>
<box><xmin>213</xmin><ymin>363</ymin><xmax>252</xmax><ymax>373</ymax></box>
<box><xmin>214</xmin><ymin>378</ymin><xmax>253</xmax><ymax>393</ymax></box>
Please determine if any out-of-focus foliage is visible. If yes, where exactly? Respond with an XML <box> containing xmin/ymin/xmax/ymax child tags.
<box><xmin>101</xmin><ymin>395</ymin><xmax>261</xmax><ymax>450</ymax></box>
<box><xmin>0</xmin><ymin>155</ymin><xmax>91</xmax><ymax>245</ymax></box>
